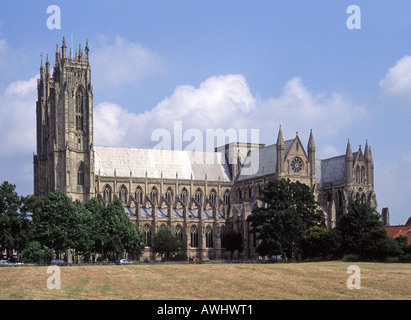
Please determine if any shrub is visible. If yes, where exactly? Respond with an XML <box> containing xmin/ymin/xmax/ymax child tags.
<box><xmin>22</xmin><ymin>241</ymin><xmax>53</xmax><ymax>264</ymax></box>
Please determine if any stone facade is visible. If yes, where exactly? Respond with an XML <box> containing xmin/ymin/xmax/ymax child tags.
<box><xmin>33</xmin><ymin>38</ymin><xmax>94</xmax><ymax>204</ymax></box>
<box><xmin>34</xmin><ymin>39</ymin><xmax>379</xmax><ymax>261</ymax></box>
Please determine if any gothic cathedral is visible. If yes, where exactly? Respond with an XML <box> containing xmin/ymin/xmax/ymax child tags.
<box><xmin>34</xmin><ymin>39</ymin><xmax>379</xmax><ymax>261</ymax></box>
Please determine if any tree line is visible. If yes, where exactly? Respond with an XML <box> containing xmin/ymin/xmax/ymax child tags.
<box><xmin>1</xmin><ymin>179</ymin><xmax>410</xmax><ymax>263</ymax></box>
<box><xmin>247</xmin><ymin>178</ymin><xmax>411</xmax><ymax>262</ymax></box>
<box><xmin>0</xmin><ymin>181</ymin><xmax>145</xmax><ymax>263</ymax></box>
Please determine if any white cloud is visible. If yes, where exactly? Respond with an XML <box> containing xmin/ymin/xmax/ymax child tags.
<box><xmin>93</xmin><ymin>101</ymin><xmax>140</xmax><ymax>147</ymax></box>
<box><xmin>94</xmin><ymin>74</ymin><xmax>257</xmax><ymax>148</ymax></box>
<box><xmin>91</xmin><ymin>35</ymin><xmax>165</xmax><ymax>90</ymax></box>
<box><xmin>259</xmin><ymin>77</ymin><xmax>366</xmax><ymax>142</ymax></box>
<box><xmin>94</xmin><ymin>74</ymin><xmax>365</xmax><ymax>152</ymax></box>
<box><xmin>0</xmin><ymin>75</ymin><xmax>37</xmax><ymax>156</ymax></box>
<box><xmin>379</xmin><ymin>55</ymin><xmax>411</xmax><ymax>101</ymax></box>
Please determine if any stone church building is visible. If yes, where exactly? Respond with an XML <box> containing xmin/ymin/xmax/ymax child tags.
<box><xmin>33</xmin><ymin>39</ymin><xmax>379</xmax><ymax>261</ymax></box>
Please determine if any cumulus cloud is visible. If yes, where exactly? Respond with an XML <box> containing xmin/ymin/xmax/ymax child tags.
<box><xmin>379</xmin><ymin>55</ymin><xmax>411</xmax><ymax>100</ymax></box>
<box><xmin>94</xmin><ymin>74</ymin><xmax>365</xmax><ymax>152</ymax></box>
<box><xmin>0</xmin><ymin>75</ymin><xmax>37</xmax><ymax>156</ymax></box>
<box><xmin>94</xmin><ymin>74</ymin><xmax>257</xmax><ymax>149</ymax></box>
<box><xmin>259</xmin><ymin>77</ymin><xmax>366</xmax><ymax>141</ymax></box>
<box><xmin>91</xmin><ymin>35</ymin><xmax>165</xmax><ymax>90</ymax></box>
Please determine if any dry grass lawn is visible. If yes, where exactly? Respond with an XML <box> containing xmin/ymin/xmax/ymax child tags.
<box><xmin>0</xmin><ymin>261</ymin><xmax>409</xmax><ymax>300</ymax></box>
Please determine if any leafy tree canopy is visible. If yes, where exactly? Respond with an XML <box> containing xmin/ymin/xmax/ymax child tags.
<box><xmin>151</xmin><ymin>225</ymin><xmax>181</xmax><ymax>260</ymax></box>
<box><xmin>247</xmin><ymin>178</ymin><xmax>325</xmax><ymax>259</ymax></box>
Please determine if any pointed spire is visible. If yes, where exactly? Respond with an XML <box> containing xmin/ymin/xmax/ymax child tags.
<box><xmin>308</xmin><ymin>129</ymin><xmax>315</xmax><ymax>150</ymax></box>
<box><xmin>85</xmin><ymin>39</ymin><xmax>89</xmax><ymax>62</ymax></box>
<box><xmin>45</xmin><ymin>54</ymin><xmax>50</xmax><ymax>77</ymax></box>
<box><xmin>55</xmin><ymin>43</ymin><xmax>60</xmax><ymax>62</ymax></box>
<box><xmin>62</xmin><ymin>36</ymin><xmax>67</xmax><ymax>59</ymax></box>
<box><xmin>40</xmin><ymin>54</ymin><xmax>44</xmax><ymax>79</ymax></box>
<box><xmin>78</xmin><ymin>44</ymin><xmax>83</xmax><ymax>60</ymax></box>
<box><xmin>364</xmin><ymin>140</ymin><xmax>373</xmax><ymax>161</ymax></box>
<box><xmin>276</xmin><ymin>125</ymin><xmax>284</xmax><ymax>146</ymax></box>
<box><xmin>346</xmin><ymin>139</ymin><xmax>353</xmax><ymax>159</ymax></box>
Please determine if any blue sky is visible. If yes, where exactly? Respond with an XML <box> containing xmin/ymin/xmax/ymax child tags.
<box><xmin>0</xmin><ymin>1</ymin><xmax>410</xmax><ymax>224</ymax></box>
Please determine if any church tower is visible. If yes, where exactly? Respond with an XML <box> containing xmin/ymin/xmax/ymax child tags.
<box><xmin>33</xmin><ymin>38</ymin><xmax>94</xmax><ymax>202</ymax></box>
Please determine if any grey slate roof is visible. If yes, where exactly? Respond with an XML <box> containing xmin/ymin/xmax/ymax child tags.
<box><xmin>316</xmin><ymin>155</ymin><xmax>346</xmax><ymax>184</ymax></box>
<box><xmin>236</xmin><ymin>139</ymin><xmax>294</xmax><ymax>181</ymax></box>
<box><xmin>94</xmin><ymin>146</ymin><xmax>231</xmax><ymax>182</ymax></box>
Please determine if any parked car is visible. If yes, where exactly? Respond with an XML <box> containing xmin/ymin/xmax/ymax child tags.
<box><xmin>261</xmin><ymin>255</ymin><xmax>282</xmax><ymax>263</ymax></box>
<box><xmin>115</xmin><ymin>259</ymin><xmax>132</xmax><ymax>265</ymax></box>
<box><xmin>50</xmin><ymin>259</ymin><xmax>72</xmax><ymax>266</ymax></box>
<box><xmin>192</xmin><ymin>258</ymin><xmax>205</xmax><ymax>264</ymax></box>
<box><xmin>0</xmin><ymin>260</ymin><xmax>16</xmax><ymax>267</ymax></box>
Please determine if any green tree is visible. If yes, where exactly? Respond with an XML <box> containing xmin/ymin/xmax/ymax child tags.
<box><xmin>359</xmin><ymin>227</ymin><xmax>403</xmax><ymax>261</ymax></box>
<box><xmin>0</xmin><ymin>181</ymin><xmax>32</xmax><ymax>258</ymax></box>
<box><xmin>247</xmin><ymin>178</ymin><xmax>325</xmax><ymax>259</ymax></box>
<box><xmin>395</xmin><ymin>235</ymin><xmax>411</xmax><ymax>255</ymax></box>
<box><xmin>31</xmin><ymin>190</ymin><xmax>78</xmax><ymax>257</ymax></box>
<box><xmin>152</xmin><ymin>225</ymin><xmax>181</xmax><ymax>260</ymax></box>
<box><xmin>222</xmin><ymin>229</ymin><xmax>244</xmax><ymax>260</ymax></box>
<box><xmin>337</xmin><ymin>199</ymin><xmax>382</xmax><ymax>255</ymax></box>
<box><xmin>71</xmin><ymin>200</ymin><xmax>96</xmax><ymax>260</ymax></box>
<box><xmin>301</xmin><ymin>226</ymin><xmax>341</xmax><ymax>259</ymax></box>
<box><xmin>22</xmin><ymin>241</ymin><xmax>53</xmax><ymax>264</ymax></box>
<box><xmin>96</xmin><ymin>199</ymin><xmax>145</xmax><ymax>260</ymax></box>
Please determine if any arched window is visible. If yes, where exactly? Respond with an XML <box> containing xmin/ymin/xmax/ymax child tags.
<box><xmin>75</xmin><ymin>89</ymin><xmax>84</xmax><ymax>132</ymax></box>
<box><xmin>135</xmin><ymin>186</ymin><xmax>143</xmax><ymax>204</ymax></box>
<box><xmin>237</xmin><ymin>188</ymin><xmax>242</xmax><ymax>200</ymax></box>
<box><xmin>175</xmin><ymin>225</ymin><xmax>183</xmax><ymax>244</ymax></box>
<box><xmin>195</xmin><ymin>189</ymin><xmax>202</xmax><ymax>204</ymax></box>
<box><xmin>180</xmin><ymin>188</ymin><xmax>188</xmax><ymax>205</ymax></box>
<box><xmin>248</xmin><ymin>186</ymin><xmax>252</xmax><ymax>199</ymax></box>
<box><xmin>190</xmin><ymin>225</ymin><xmax>199</xmax><ymax>248</ymax></box>
<box><xmin>206</xmin><ymin>226</ymin><xmax>213</xmax><ymax>248</ymax></box>
<box><xmin>209</xmin><ymin>189</ymin><xmax>216</xmax><ymax>206</ymax></box>
<box><xmin>361</xmin><ymin>167</ymin><xmax>365</xmax><ymax>184</ymax></box>
<box><xmin>356</xmin><ymin>166</ymin><xmax>360</xmax><ymax>184</ymax></box>
<box><xmin>143</xmin><ymin>224</ymin><xmax>152</xmax><ymax>247</ymax></box>
<box><xmin>165</xmin><ymin>188</ymin><xmax>173</xmax><ymax>205</ymax></box>
<box><xmin>223</xmin><ymin>190</ymin><xmax>230</xmax><ymax>206</ymax></box>
<box><xmin>119</xmin><ymin>185</ymin><xmax>127</xmax><ymax>204</ymax></box>
<box><xmin>150</xmin><ymin>187</ymin><xmax>158</xmax><ymax>205</ymax></box>
<box><xmin>103</xmin><ymin>185</ymin><xmax>112</xmax><ymax>203</ymax></box>
<box><xmin>77</xmin><ymin>162</ymin><xmax>85</xmax><ymax>186</ymax></box>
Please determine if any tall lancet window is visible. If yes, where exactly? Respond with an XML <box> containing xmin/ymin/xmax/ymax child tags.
<box><xmin>77</xmin><ymin>163</ymin><xmax>85</xmax><ymax>186</ymax></box>
<box><xmin>75</xmin><ymin>89</ymin><xmax>84</xmax><ymax>132</ymax></box>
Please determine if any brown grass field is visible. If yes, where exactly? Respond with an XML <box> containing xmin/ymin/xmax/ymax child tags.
<box><xmin>0</xmin><ymin>261</ymin><xmax>409</xmax><ymax>300</ymax></box>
